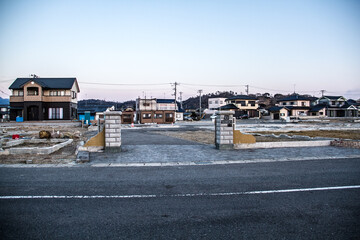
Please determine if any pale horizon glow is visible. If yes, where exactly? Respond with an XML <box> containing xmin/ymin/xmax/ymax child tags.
<box><xmin>0</xmin><ymin>0</ymin><xmax>359</xmax><ymax>101</ymax></box>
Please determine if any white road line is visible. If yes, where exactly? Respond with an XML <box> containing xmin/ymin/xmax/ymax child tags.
<box><xmin>1</xmin><ymin>185</ymin><xmax>359</xmax><ymax>200</ymax></box>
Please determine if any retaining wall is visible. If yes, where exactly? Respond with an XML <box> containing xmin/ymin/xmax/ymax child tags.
<box><xmin>234</xmin><ymin>140</ymin><xmax>331</xmax><ymax>149</ymax></box>
<box><xmin>2</xmin><ymin>139</ymin><xmax>73</xmax><ymax>155</ymax></box>
<box><xmin>331</xmin><ymin>140</ymin><xmax>360</xmax><ymax>149</ymax></box>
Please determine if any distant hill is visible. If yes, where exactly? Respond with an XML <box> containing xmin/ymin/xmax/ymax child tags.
<box><xmin>0</xmin><ymin>97</ymin><xmax>9</xmax><ymax>105</ymax></box>
<box><xmin>78</xmin><ymin>99</ymin><xmax>135</xmax><ymax>110</ymax></box>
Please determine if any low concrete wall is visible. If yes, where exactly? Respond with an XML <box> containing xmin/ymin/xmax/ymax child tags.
<box><xmin>4</xmin><ymin>139</ymin><xmax>25</xmax><ymax>147</ymax></box>
<box><xmin>331</xmin><ymin>140</ymin><xmax>360</xmax><ymax>149</ymax></box>
<box><xmin>84</xmin><ymin>127</ymin><xmax>105</xmax><ymax>147</ymax></box>
<box><xmin>8</xmin><ymin>139</ymin><xmax>73</xmax><ymax>155</ymax></box>
<box><xmin>234</xmin><ymin>140</ymin><xmax>331</xmax><ymax>149</ymax></box>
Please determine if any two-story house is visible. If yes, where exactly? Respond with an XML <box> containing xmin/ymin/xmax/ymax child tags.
<box><xmin>269</xmin><ymin>94</ymin><xmax>326</xmax><ymax>120</ymax></box>
<box><xmin>135</xmin><ymin>98</ymin><xmax>176</xmax><ymax>124</ymax></box>
<box><xmin>317</xmin><ymin>96</ymin><xmax>359</xmax><ymax>117</ymax></box>
<box><xmin>225</xmin><ymin>95</ymin><xmax>259</xmax><ymax>118</ymax></box>
<box><xmin>9</xmin><ymin>77</ymin><xmax>80</xmax><ymax>121</ymax></box>
<box><xmin>205</xmin><ymin>98</ymin><xmax>227</xmax><ymax>115</ymax></box>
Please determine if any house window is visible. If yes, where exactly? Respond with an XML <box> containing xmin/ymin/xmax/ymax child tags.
<box><xmin>27</xmin><ymin>87</ymin><xmax>39</xmax><ymax>96</ymax></box>
<box><xmin>248</xmin><ymin>101</ymin><xmax>255</xmax><ymax>106</ymax></box>
<box><xmin>209</xmin><ymin>101</ymin><xmax>213</xmax><ymax>104</ymax></box>
<box><xmin>72</xmin><ymin>91</ymin><xmax>77</xmax><ymax>99</ymax></box>
<box><xmin>154</xmin><ymin>114</ymin><xmax>163</xmax><ymax>119</ymax></box>
<box><xmin>290</xmin><ymin>102</ymin><xmax>294</xmax><ymax>105</ymax></box>
<box><xmin>215</xmin><ymin>101</ymin><xmax>219</xmax><ymax>104</ymax></box>
<box><xmin>50</xmin><ymin>90</ymin><xmax>66</xmax><ymax>96</ymax></box>
<box><xmin>48</xmin><ymin>108</ymin><xmax>63</xmax><ymax>119</ymax></box>
<box><xmin>280</xmin><ymin>113</ymin><xmax>285</xmax><ymax>116</ymax></box>
<box><xmin>143</xmin><ymin>103</ymin><xmax>150</xmax><ymax>107</ymax></box>
<box><xmin>282</xmin><ymin>102</ymin><xmax>286</xmax><ymax>105</ymax></box>
<box><xmin>220</xmin><ymin>101</ymin><xmax>223</xmax><ymax>104</ymax></box>
<box><xmin>237</xmin><ymin>101</ymin><xmax>246</xmax><ymax>106</ymax></box>
<box><xmin>320</xmin><ymin>112</ymin><xmax>323</xmax><ymax>115</ymax></box>
<box><xmin>302</xmin><ymin>102</ymin><xmax>306</xmax><ymax>106</ymax></box>
<box><xmin>143</xmin><ymin>113</ymin><xmax>151</xmax><ymax>119</ymax></box>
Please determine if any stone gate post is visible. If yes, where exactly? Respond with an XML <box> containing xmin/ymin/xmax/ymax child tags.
<box><xmin>104</xmin><ymin>111</ymin><xmax>122</xmax><ymax>152</ymax></box>
<box><xmin>215</xmin><ymin>111</ymin><xmax>234</xmax><ymax>150</ymax></box>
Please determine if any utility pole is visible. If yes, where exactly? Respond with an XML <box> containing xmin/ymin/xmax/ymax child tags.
<box><xmin>245</xmin><ymin>85</ymin><xmax>249</xmax><ymax>95</ymax></box>
<box><xmin>320</xmin><ymin>90</ymin><xmax>326</xmax><ymax>97</ymax></box>
<box><xmin>172</xmin><ymin>82</ymin><xmax>179</xmax><ymax>111</ymax></box>
<box><xmin>179</xmin><ymin>91</ymin><xmax>183</xmax><ymax>109</ymax></box>
<box><xmin>198</xmin><ymin>89</ymin><xmax>203</xmax><ymax>119</ymax></box>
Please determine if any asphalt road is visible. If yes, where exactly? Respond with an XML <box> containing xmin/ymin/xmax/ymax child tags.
<box><xmin>1</xmin><ymin>158</ymin><xmax>360</xmax><ymax>239</ymax></box>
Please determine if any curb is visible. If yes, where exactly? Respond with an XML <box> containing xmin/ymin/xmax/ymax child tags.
<box><xmin>90</xmin><ymin>155</ymin><xmax>360</xmax><ymax>167</ymax></box>
<box><xmin>234</xmin><ymin>140</ymin><xmax>331</xmax><ymax>149</ymax></box>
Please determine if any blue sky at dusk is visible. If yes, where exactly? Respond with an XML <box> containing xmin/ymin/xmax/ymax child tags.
<box><xmin>0</xmin><ymin>0</ymin><xmax>359</xmax><ymax>101</ymax></box>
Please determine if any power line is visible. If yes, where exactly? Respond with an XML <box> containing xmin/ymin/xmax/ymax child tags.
<box><xmin>182</xmin><ymin>83</ymin><xmax>246</xmax><ymax>87</ymax></box>
<box><xmin>79</xmin><ymin>82</ymin><xmax>170</xmax><ymax>86</ymax></box>
<box><xmin>0</xmin><ymin>79</ymin><xmax>14</xmax><ymax>83</ymax></box>
<box><xmin>0</xmin><ymin>89</ymin><xmax>10</xmax><ymax>96</ymax></box>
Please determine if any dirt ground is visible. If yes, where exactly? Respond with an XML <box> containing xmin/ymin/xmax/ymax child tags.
<box><xmin>1</xmin><ymin>122</ymin><xmax>359</xmax><ymax>164</ymax></box>
<box><xmin>153</xmin><ymin>130</ymin><xmax>305</xmax><ymax>144</ymax></box>
<box><xmin>154</xmin><ymin>129</ymin><xmax>360</xmax><ymax>145</ymax></box>
<box><xmin>0</xmin><ymin>122</ymin><xmax>93</xmax><ymax>164</ymax></box>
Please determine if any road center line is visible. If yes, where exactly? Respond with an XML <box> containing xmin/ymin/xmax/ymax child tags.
<box><xmin>1</xmin><ymin>185</ymin><xmax>359</xmax><ymax>200</ymax></box>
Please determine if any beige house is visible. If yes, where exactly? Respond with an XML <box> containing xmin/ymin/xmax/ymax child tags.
<box><xmin>9</xmin><ymin>77</ymin><xmax>80</xmax><ymax>121</ymax></box>
<box><xmin>225</xmin><ymin>95</ymin><xmax>259</xmax><ymax>118</ymax></box>
<box><xmin>269</xmin><ymin>94</ymin><xmax>329</xmax><ymax>119</ymax></box>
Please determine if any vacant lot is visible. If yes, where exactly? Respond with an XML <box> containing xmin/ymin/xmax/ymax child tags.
<box><xmin>154</xmin><ymin>129</ymin><xmax>360</xmax><ymax>145</ymax></box>
<box><xmin>153</xmin><ymin>130</ymin><xmax>307</xmax><ymax>144</ymax></box>
<box><xmin>0</xmin><ymin>122</ymin><xmax>92</xmax><ymax>164</ymax></box>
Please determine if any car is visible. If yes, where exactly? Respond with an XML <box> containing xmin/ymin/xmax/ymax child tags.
<box><xmin>183</xmin><ymin>116</ymin><xmax>193</xmax><ymax>121</ymax></box>
<box><xmin>237</xmin><ymin>114</ymin><xmax>248</xmax><ymax>119</ymax></box>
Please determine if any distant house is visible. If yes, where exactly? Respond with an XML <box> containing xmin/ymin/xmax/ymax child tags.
<box><xmin>0</xmin><ymin>97</ymin><xmax>10</xmax><ymax>121</ymax></box>
<box><xmin>135</xmin><ymin>98</ymin><xmax>176</xmax><ymax>124</ymax></box>
<box><xmin>218</xmin><ymin>103</ymin><xmax>239</xmax><ymax>111</ymax></box>
<box><xmin>0</xmin><ymin>104</ymin><xmax>10</xmax><ymax>121</ymax></box>
<box><xmin>121</xmin><ymin>108</ymin><xmax>135</xmax><ymax>124</ymax></box>
<box><xmin>225</xmin><ymin>95</ymin><xmax>259</xmax><ymax>118</ymax></box>
<box><xmin>317</xmin><ymin>96</ymin><xmax>359</xmax><ymax>117</ymax></box>
<box><xmin>206</xmin><ymin>98</ymin><xmax>227</xmax><ymax>115</ymax></box>
<box><xmin>78</xmin><ymin>105</ymin><xmax>114</xmax><ymax>122</ymax></box>
<box><xmin>8</xmin><ymin>77</ymin><xmax>80</xmax><ymax>121</ymax></box>
<box><xmin>268</xmin><ymin>94</ymin><xmax>325</xmax><ymax>120</ymax></box>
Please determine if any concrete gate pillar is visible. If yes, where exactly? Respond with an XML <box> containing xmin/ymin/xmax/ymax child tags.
<box><xmin>104</xmin><ymin>111</ymin><xmax>122</xmax><ymax>152</ymax></box>
<box><xmin>215</xmin><ymin>111</ymin><xmax>234</xmax><ymax>150</ymax></box>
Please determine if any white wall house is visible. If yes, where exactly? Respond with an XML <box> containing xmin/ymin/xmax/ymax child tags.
<box><xmin>206</xmin><ymin>98</ymin><xmax>227</xmax><ymax>114</ymax></box>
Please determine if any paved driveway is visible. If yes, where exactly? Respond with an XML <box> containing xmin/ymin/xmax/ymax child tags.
<box><xmin>122</xmin><ymin>128</ymin><xmax>202</xmax><ymax>145</ymax></box>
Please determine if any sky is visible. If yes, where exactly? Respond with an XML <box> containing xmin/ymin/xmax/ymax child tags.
<box><xmin>0</xmin><ymin>0</ymin><xmax>359</xmax><ymax>101</ymax></box>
